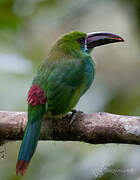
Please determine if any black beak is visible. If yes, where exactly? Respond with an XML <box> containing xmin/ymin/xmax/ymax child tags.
<box><xmin>86</xmin><ymin>32</ymin><xmax>124</xmax><ymax>49</ymax></box>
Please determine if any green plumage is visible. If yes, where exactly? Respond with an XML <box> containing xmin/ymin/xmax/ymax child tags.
<box><xmin>16</xmin><ymin>31</ymin><xmax>95</xmax><ymax>176</ymax></box>
<box><xmin>34</xmin><ymin>31</ymin><xmax>95</xmax><ymax>116</ymax></box>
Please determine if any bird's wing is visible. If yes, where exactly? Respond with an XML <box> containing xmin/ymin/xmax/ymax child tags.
<box><xmin>44</xmin><ymin>57</ymin><xmax>94</xmax><ymax>115</ymax></box>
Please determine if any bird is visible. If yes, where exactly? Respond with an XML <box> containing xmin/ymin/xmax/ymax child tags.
<box><xmin>16</xmin><ymin>31</ymin><xmax>124</xmax><ymax>176</ymax></box>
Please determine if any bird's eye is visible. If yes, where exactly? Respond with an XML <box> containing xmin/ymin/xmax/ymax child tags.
<box><xmin>77</xmin><ymin>38</ymin><xmax>85</xmax><ymax>44</ymax></box>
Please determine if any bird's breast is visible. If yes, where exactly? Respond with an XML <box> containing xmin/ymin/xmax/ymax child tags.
<box><xmin>46</xmin><ymin>57</ymin><xmax>95</xmax><ymax>116</ymax></box>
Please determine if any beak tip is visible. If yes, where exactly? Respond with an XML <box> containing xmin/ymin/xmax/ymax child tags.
<box><xmin>121</xmin><ymin>38</ymin><xmax>125</xmax><ymax>42</ymax></box>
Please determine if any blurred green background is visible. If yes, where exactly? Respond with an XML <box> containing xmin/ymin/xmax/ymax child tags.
<box><xmin>1</xmin><ymin>0</ymin><xmax>140</xmax><ymax>179</ymax></box>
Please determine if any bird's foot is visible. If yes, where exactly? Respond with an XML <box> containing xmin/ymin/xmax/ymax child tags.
<box><xmin>70</xmin><ymin>109</ymin><xmax>77</xmax><ymax>125</ymax></box>
<box><xmin>71</xmin><ymin>109</ymin><xmax>77</xmax><ymax>115</ymax></box>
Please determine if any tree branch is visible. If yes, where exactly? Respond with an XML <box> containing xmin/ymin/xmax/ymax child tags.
<box><xmin>0</xmin><ymin>111</ymin><xmax>140</xmax><ymax>145</ymax></box>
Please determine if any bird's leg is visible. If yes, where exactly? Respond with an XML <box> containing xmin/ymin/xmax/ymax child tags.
<box><xmin>70</xmin><ymin>109</ymin><xmax>77</xmax><ymax>125</ymax></box>
<box><xmin>71</xmin><ymin>109</ymin><xmax>77</xmax><ymax>115</ymax></box>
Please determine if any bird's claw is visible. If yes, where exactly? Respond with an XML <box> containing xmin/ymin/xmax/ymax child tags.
<box><xmin>70</xmin><ymin>109</ymin><xmax>77</xmax><ymax>125</ymax></box>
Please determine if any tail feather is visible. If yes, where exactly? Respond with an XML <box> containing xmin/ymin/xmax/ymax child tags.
<box><xmin>16</xmin><ymin>105</ymin><xmax>45</xmax><ymax>176</ymax></box>
<box><xmin>16</xmin><ymin>160</ymin><xmax>29</xmax><ymax>176</ymax></box>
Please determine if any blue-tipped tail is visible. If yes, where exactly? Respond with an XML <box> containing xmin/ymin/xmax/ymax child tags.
<box><xmin>16</xmin><ymin>105</ymin><xmax>45</xmax><ymax>176</ymax></box>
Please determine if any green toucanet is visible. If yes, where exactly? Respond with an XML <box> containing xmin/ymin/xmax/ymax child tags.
<box><xmin>16</xmin><ymin>31</ymin><xmax>124</xmax><ymax>176</ymax></box>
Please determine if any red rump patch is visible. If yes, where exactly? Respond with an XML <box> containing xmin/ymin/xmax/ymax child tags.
<box><xmin>27</xmin><ymin>84</ymin><xmax>47</xmax><ymax>106</ymax></box>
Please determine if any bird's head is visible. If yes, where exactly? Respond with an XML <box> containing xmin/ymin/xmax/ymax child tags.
<box><xmin>49</xmin><ymin>31</ymin><xmax>124</xmax><ymax>58</ymax></box>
